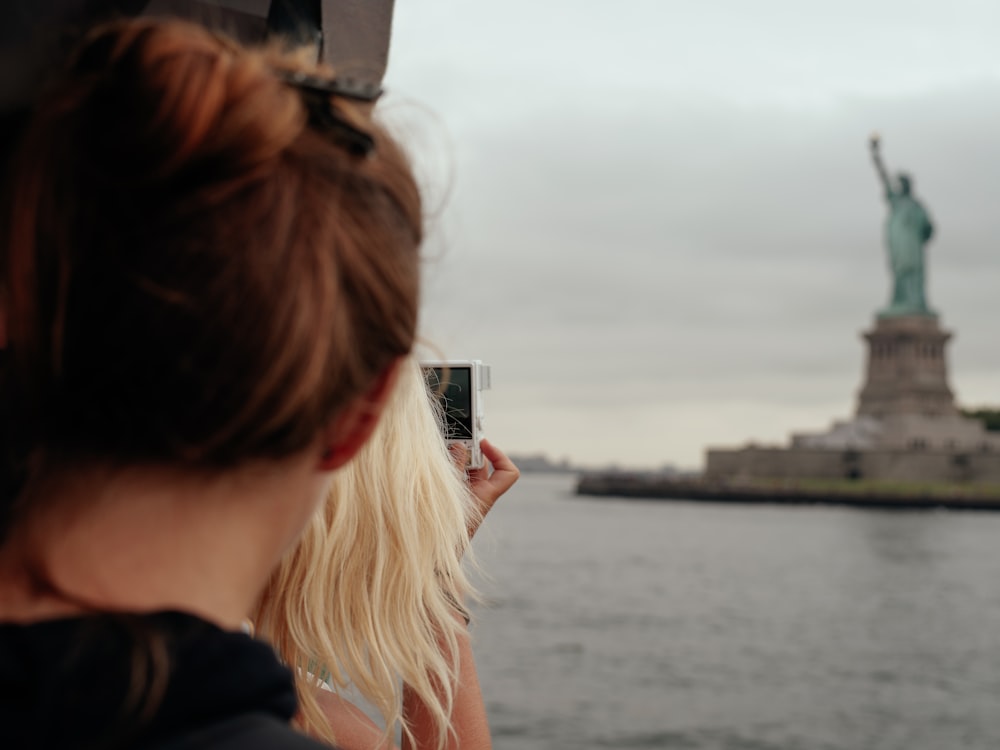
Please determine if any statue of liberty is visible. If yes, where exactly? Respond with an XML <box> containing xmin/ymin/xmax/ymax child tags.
<box><xmin>869</xmin><ymin>135</ymin><xmax>936</xmax><ymax>318</ymax></box>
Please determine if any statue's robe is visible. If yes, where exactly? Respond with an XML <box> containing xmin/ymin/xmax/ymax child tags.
<box><xmin>883</xmin><ymin>191</ymin><xmax>934</xmax><ymax>316</ymax></box>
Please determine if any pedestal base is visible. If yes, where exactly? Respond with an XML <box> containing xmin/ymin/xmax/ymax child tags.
<box><xmin>856</xmin><ymin>315</ymin><xmax>956</xmax><ymax>418</ymax></box>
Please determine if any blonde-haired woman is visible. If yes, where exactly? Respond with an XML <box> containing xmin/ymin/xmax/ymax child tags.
<box><xmin>255</xmin><ymin>357</ymin><xmax>518</xmax><ymax>750</ymax></box>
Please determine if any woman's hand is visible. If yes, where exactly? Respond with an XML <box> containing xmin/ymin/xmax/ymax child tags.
<box><xmin>451</xmin><ymin>439</ymin><xmax>519</xmax><ymax>539</ymax></box>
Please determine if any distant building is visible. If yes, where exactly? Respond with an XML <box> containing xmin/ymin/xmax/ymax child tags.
<box><xmin>509</xmin><ymin>454</ymin><xmax>575</xmax><ymax>473</ymax></box>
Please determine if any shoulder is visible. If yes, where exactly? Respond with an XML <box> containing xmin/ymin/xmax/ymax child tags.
<box><xmin>148</xmin><ymin>712</ymin><xmax>339</xmax><ymax>750</ymax></box>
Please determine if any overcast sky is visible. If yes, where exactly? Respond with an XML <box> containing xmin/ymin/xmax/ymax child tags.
<box><xmin>381</xmin><ymin>0</ymin><xmax>1000</xmax><ymax>470</ymax></box>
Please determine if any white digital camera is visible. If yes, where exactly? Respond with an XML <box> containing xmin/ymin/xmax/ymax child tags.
<box><xmin>421</xmin><ymin>360</ymin><xmax>491</xmax><ymax>469</ymax></box>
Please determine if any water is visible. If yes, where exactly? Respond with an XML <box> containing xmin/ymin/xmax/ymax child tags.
<box><xmin>469</xmin><ymin>473</ymin><xmax>1000</xmax><ymax>750</ymax></box>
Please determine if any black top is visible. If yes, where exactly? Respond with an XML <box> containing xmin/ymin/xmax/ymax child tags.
<box><xmin>0</xmin><ymin>610</ymin><xmax>335</xmax><ymax>749</ymax></box>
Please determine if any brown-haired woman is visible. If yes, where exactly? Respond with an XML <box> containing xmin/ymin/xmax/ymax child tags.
<box><xmin>0</xmin><ymin>17</ymin><xmax>422</xmax><ymax>750</ymax></box>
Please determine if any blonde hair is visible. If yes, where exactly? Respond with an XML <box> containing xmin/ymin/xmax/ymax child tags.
<box><xmin>254</xmin><ymin>356</ymin><xmax>482</xmax><ymax>749</ymax></box>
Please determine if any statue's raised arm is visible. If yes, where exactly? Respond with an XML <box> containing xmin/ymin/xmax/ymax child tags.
<box><xmin>869</xmin><ymin>134</ymin><xmax>892</xmax><ymax>199</ymax></box>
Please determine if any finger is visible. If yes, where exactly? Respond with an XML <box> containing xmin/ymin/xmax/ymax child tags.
<box><xmin>467</xmin><ymin>440</ymin><xmax>519</xmax><ymax>519</ymax></box>
<box><xmin>478</xmin><ymin>439</ymin><xmax>519</xmax><ymax>495</ymax></box>
<box><xmin>480</xmin><ymin>439</ymin><xmax>517</xmax><ymax>474</ymax></box>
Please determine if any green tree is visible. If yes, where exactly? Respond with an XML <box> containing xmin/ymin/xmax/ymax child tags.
<box><xmin>962</xmin><ymin>408</ymin><xmax>1000</xmax><ymax>432</ymax></box>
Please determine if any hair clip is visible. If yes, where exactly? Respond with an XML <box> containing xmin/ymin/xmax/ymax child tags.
<box><xmin>271</xmin><ymin>69</ymin><xmax>379</xmax><ymax>157</ymax></box>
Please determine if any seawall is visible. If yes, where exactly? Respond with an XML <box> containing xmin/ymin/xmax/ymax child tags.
<box><xmin>575</xmin><ymin>473</ymin><xmax>1000</xmax><ymax>511</ymax></box>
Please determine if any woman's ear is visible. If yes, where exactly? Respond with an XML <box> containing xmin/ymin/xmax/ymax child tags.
<box><xmin>317</xmin><ymin>357</ymin><xmax>402</xmax><ymax>471</ymax></box>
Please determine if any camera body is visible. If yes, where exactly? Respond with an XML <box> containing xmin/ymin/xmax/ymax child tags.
<box><xmin>421</xmin><ymin>360</ymin><xmax>491</xmax><ymax>470</ymax></box>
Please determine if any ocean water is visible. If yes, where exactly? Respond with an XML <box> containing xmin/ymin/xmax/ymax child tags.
<box><xmin>469</xmin><ymin>473</ymin><xmax>1000</xmax><ymax>750</ymax></box>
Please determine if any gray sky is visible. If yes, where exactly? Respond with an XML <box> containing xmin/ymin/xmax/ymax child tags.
<box><xmin>382</xmin><ymin>0</ymin><xmax>1000</xmax><ymax>470</ymax></box>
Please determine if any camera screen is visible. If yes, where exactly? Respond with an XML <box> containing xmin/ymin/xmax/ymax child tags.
<box><xmin>425</xmin><ymin>366</ymin><xmax>474</xmax><ymax>440</ymax></box>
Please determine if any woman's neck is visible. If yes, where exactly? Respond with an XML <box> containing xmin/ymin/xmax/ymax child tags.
<box><xmin>0</xmin><ymin>455</ymin><xmax>330</xmax><ymax>627</ymax></box>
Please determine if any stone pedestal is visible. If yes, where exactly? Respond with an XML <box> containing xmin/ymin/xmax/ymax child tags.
<box><xmin>856</xmin><ymin>315</ymin><xmax>956</xmax><ymax>418</ymax></box>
